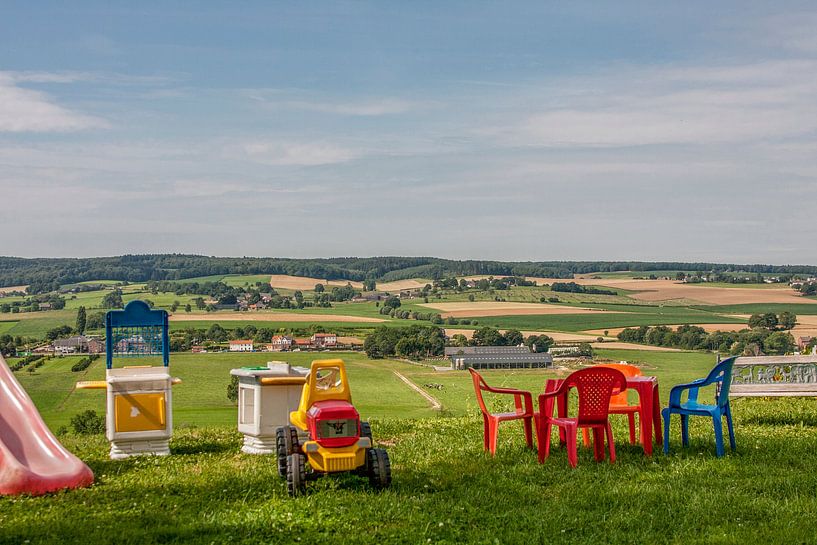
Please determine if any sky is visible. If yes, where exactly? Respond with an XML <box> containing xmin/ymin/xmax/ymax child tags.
<box><xmin>1</xmin><ymin>2</ymin><xmax>817</xmax><ymax>264</ymax></box>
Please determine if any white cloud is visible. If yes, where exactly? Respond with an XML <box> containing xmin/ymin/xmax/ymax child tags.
<box><xmin>0</xmin><ymin>72</ymin><xmax>107</xmax><ymax>132</ymax></box>
<box><xmin>241</xmin><ymin>141</ymin><xmax>360</xmax><ymax>166</ymax></box>
<box><xmin>243</xmin><ymin>90</ymin><xmax>417</xmax><ymax>116</ymax></box>
<box><xmin>492</xmin><ymin>60</ymin><xmax>817</xmax><ymax>147</ymax></box>
<box><xmin>284</xmin><ymin>98</ymin><xmax>414</xmax><ymax>116</ymax></box>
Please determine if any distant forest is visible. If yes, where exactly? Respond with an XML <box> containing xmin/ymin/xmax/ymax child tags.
<box><xmin>3</xmin><ymin>255</ymin><xmax>817</xmax><ymax>294</ymax></box>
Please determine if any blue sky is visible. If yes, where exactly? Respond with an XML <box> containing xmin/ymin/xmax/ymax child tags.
<box><xmin>2</xmin><ymin>2</ymin><xmax>817</xmax><ymax>263</ymax></box>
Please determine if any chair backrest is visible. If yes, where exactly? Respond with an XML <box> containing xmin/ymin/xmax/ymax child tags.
<box><xmin>596</xmin><ymin>363</ymin><xmax>641</xmax><ymax>406</ymax></box>
<box><xmin>468</xmin><ymin>368</ymin><xmax>490</xmax><ymax>415</ymax></box>
<box><xmin>710</xmin><ymin>357</ymin><xmax>736</xmax><ymax>407</ymax></box>
<box><xmin>563</xmin><ymin>367</ymin><xmax>627</xmax><ymax>424</ymax></box>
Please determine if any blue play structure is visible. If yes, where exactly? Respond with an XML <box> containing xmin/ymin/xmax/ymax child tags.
<box><xmin>662</xmin><ymin>357</ymin><xmax>736</xmax><ymax>457</ymax></box>
<box><xmin>105</xmin><ymin>300</ymin><xmax>169</xmax><ymax>368</ymax></box>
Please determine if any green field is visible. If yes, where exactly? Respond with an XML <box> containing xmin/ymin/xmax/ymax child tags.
<box><xmin>461</xmin><ymin>309</ymin><xmax>745</xmax><ymax>333</ymax></box>
<box><xmin>693</xmin><ymin>303</ymin><xmax>817</xmax><ymax>315</ymax></box>
<box><xmin>0</xmin><ymin>321</ymin><xmax>17</xmax><ymax>335</ymax></box>
<box><xmin>13</xmin><ymin>352</ymin><xmax>439</xmax><ymax>429</ymax></box>
<box><xmin>4</xmin><ymin>349</ymin><xmax>817</xmax><ymax>543</ymax></box>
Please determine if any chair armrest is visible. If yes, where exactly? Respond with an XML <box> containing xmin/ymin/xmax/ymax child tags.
<box><xmin>668</xmin><ymin>381</ymin><xmax>703</xmax><ymax>407</ymax></box>
<box><xmin>482</xmin><ymin>385</ymin><xmax>534</xmax><ymax>414</ymax></box>
<box><xmin>483</xmin><ymin>385</ymin><xmax>530</xmax><ymax>396</ymax></box>
<box><xmin>537</xmin><ymin>388</ymin><xmax>567</xmax><ymax>418</ymax></box>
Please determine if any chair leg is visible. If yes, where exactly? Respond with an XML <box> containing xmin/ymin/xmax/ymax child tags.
<box><xmin>713</xmin><ymin>415</ymin><xmax>725</xmax><ymax>457</ymax></box>
<box><xmin>581</xmin><ymin>428</ymin><xmax>591</xmax><ymax>448</ymax></box>
<box><xmin>627</xmin><ymin>412</ymin><xmax>637</xmax><ymax>445</ymax></box>
<box><xmin>539</xmin><ymin>421</ymin><xmax>552</xmax><ymax>463</ymax></box>
<box><xmin>489</xmin><ymin>419</ymin><xmax>499</xmax><ymax>456</ymax></box>
<box><xmin>534</xmin><ymin>418</ymin><xmax>544</xmax><ymax>463</ymax></box>
<box><xmin>606</xmin><ymin>421</ymin><xmax>616</xmax><ymax>464</ymax></box>
<box><xmin>482</xmin><ymin>415</ymin><xmax>490</xmax><ymax>451</ymax></box>
<box><xmin>566</xmin><ymin>425</ymin><xmax>578</xmax><ymax>468</ymax></box>
<box><xmin>523</xmin><ymin>417</ymin><xmax>533</xmax><ymax>449</ymax></box>
<box><xmin>681</xmin><ymin>415</ymin><xmax>689</xmax><ymax>447</ymax></box>
<box><xmin>662</xmin><ymin>409</ymin><xmax>671</xmax><ymax>454</ymax></box>
<box><xmin>725</xmin><ymin>405</ymin><xmax>736</xmax><ymax>451</ymax></box>
<box><xmin>592</xmin><ymin>427</ymin><xmax>605</xmax><ymax>462</ymax></box>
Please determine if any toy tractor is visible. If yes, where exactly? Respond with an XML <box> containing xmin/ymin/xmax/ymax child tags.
<box><xmin>276</xmin><ymin>359</ymin><xmax>391</xmax><ymax>496</ymax></box>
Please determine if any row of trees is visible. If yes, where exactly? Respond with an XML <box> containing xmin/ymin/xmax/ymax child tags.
<box><xmin>617</xmin><ymin>324</ymin><xmax>796</xmax><ymax>355</ymax></box>
<box><xmin>0</xmin><ymin>293</ymin><xmax>65</xmax><ymax>314</ymax></box>
<box><xmin>363</xmin><ymin>325</ymin><xmax>446</xmax><ymax>359</ymax></box>
<box><xmin>433</xmin><ymin>276</ymin><xmax>536</xmax><ymax>292</ymax></box>
<box><xmin>747</xmin><ymin>312</ymin><xmax>797</xmax><ymax>331</ymax></box>
<box><xmin>549</xmin><ymin>282</ymin><xmax>616</xmax><ymax>296</ymax></box>
<box><xmin>447</xmin><ymin>326</ymin><xmax>554</xmax><ymax>353</ymax></box>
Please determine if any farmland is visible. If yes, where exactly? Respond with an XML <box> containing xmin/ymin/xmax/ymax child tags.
<box><xmin>5</xmin><ymin>268</ymin><xmax>812</xmax><ymax>351</ymax></box>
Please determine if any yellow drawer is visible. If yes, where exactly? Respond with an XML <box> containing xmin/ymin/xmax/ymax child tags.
<box><xmin>114</xmin><ymin>393</ymin><xmax>166</xmax><ymax>432</ymax></box>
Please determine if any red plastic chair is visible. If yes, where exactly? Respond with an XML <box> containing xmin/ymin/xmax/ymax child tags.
<box><xmin>581</xmin><ymin>363</ymin><xmax>642</xmax><ymax>447</ymax></box>
<box><xmin>535</xmin><ymin>367</ymin><xmax>627</xmax><ymax>467</ymax></box>
<box><xmin>469</xmin><ymin>368</ymin><xmax>534</xmax><ymax>455</ymax></box>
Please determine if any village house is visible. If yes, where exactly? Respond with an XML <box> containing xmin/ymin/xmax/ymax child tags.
<box><xmin>360</xmin><ymin>292</ymin><xmax>388</xmax><ymax>301</ymax></box>
<box><xmin>52</xmin><ymin>335</ymin><xmax>105</xmax><ymax>354</ymax></box>
<box><xmin>114</xmin><ymin>335</ymin><xmax>152</xmax><ymax>355</ymax></box>
<box><xmin>311</xmin><ymin>333</ymin><xmax>337</xmax><ymax>348</ymax></box>
<box><xmin>797</xmin><ymin>336</ymin><xmax>814</xmax><ymax>351</ymax></box>
<box><xmin>398</xmin><ymin>290</ymin><xmax>420</xmax><ymax>299</ymax></box>
<box><xmin>229</xmin><ymin>339</ymin><xmax>254</xmax><ymax>352</ymax></box>
<box><xmin>266</xmin><ymin>335</ymin><xmax>294</xmax><ymax>351</ymax></box>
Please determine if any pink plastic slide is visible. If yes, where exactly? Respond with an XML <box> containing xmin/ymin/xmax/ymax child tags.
<box><xmin>0</xmin><ymin>354</ymin><xmax>94</xmax><ymax>495</ymax></box>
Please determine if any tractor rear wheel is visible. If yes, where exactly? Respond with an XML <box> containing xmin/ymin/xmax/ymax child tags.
<box><xmin>276</xmin><ymin>426</ymin><xmax>299</xmax><ymax>477</ymax></box>
<box><xmin>286</xmin><ymin>453</ymin><xmax>306</xmax><ymax>496</ymax></box>
<box><xmin>367</xmin><ymin>448</ymin><xmax>391</xmax><ymax>489</ymax></box>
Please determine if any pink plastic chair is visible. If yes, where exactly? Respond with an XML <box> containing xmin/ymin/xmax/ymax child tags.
<box><xmin>535</xmin><ymin>367</ymin><xmax>627</xmax><ymax>467</ymax></box>
<box><xmin>469</xmin><ymin>368</ymin><xmax>534</xmax><ymax>455</ymax></box>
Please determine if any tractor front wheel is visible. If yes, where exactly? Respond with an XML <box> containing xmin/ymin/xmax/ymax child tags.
<box><xmin>286</xmin><ymin>453</ymin><xmax>306</xmax><ymax>496</ymax></box>
<box><xmin>367</xmin><ymin>448</ymin><xmax>391</xmax><ymax>489</ymax></box>
<box><xmin>276</xmin><ymin>426</ymin><xmax>299</xmax><ymax>477</ymax></box>
<box><xmin>360</xmin><ymin>421</ymin><xmax>373</xmax><ymax>442</ymax></box>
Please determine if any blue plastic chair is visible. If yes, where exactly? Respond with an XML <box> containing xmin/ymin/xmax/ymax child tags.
<box><xmin>662</xmin><ymin>357</ymin><xmax>736</xmax><ymax>457</ymax></box>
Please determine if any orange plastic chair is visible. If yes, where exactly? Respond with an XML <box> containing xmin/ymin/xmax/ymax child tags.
<box><xmin>469</xmin><ymin>368</ymin><xmax>534</xmax><ymax>455</ymax></box>
<box><xmin>535</xmin><ymin>367</ymin><xmax>627</xmax><ymax>467</ymax></box>
<box><xmin>581</xmin><ymin>363</ymin><xmax>642</xmax><ymax>447</ymax></box>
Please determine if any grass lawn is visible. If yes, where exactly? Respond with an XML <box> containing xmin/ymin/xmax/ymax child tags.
<box><xmin>2</xmin><ymin>403</ymin><xmax>817</xmax><ymax>543</ymax></box>
<box><xmin>4</xmin><ymin>349</ymin><xmax>817</xmax><ymax>543</ymax></box>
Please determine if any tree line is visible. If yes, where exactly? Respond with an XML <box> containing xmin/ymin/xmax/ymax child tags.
<box><xmin>617</xmin><ymin>313</ymin><xmax>800</xmax><ymax>355</ymax></box>
<box><xmin>12</xmin><ymin>255</ymin><xmax>817</xmax><ymax>293</ymax></box>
